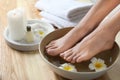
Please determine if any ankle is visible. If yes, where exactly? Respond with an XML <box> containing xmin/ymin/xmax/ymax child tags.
<box><xmin>97</xmin><ymin>26</ymin><xmax>117</xmax><ymax>41</ymax></box>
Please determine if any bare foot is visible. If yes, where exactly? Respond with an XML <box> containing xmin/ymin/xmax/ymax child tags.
<box><xmin>46</xmin><ymin>24</ymin><xmax>94</xmax><ymax>56</ymax></box>
<box><xmin>60</xmin><ymin>27</ymin><xmax>115</xmax><ymax>63</ymax></box>
<box><xmin>45</xmin><ymin>0</ymin><xmax>116</xmax><ymax>56</ymax></box>
<box><xmin>60</xmin><ymin>7</ymin><xmax>120</xmax><ymax>63</ymax></box>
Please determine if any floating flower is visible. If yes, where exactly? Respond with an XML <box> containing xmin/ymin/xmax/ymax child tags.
<box><xmin>59</xmin><ymin>63</ymin><xmax>77</xmax><ymax>72</ymax></box>
<box><xmin>89</xmin><ymin>57</ymin><xmax>107</xmax><ymax>72</ymax></box>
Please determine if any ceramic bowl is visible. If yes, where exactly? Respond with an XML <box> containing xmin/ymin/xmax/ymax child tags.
<box><xmin>39</xmin><ymin>27</ymin><xmax>120</xmax><ymax>80</ymax></box>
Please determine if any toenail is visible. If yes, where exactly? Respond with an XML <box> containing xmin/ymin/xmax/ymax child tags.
<box><xmin>66</xmin><ymin>58</ymin><xmax>70</xmax><ymax>61</ymax></box>
<box><xmin>64</xmin><ymin>56</ymin><xmax>67</xmax><ymax>59</ymax></box>
<box><xmin>60</xmin><ymin>53</ymin><xmax>64</xmax><ymax>56</ymax></box>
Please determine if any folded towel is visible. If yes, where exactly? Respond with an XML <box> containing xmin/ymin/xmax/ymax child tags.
<box><xmin>40</xmin><ymin>11</ymin><xmax>78</xmax><ymax>28</ymax></box>
<box><xmin>35</xmin><ymin>0</ymin><xmax>93</xmax><ymax>21</ymax></box>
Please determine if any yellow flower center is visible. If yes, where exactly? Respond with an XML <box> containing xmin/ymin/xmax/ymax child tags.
<box><xmin>95</xmin><ymin>62</ymin><xmax>103</xmax><ymax>69</ymax></box>
<box><xmin>63</xmin><ymin>65</ymin><xmax>73</xmax><ymax>71</ymax></box>
<box><xmin>39</xmin><ymin>30</ymin><xmax>44</xmax><ymax>35</ymax></box>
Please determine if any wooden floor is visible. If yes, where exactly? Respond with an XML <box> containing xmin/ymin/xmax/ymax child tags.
<box><xmin>0</xmin><ymin>0</ymin><xmax>120</xmax><ymax>80</ymax></box>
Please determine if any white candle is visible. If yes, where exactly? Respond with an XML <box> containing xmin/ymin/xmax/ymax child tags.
<box><xmin>7</xmin><ymin>8</ymin><xmax>26</xmax><ymax>41</ymax></box>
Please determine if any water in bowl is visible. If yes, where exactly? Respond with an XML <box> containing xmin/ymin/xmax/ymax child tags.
<box><xmin>43</xmin><ymin>43</ymin><xmax>119</xmax><ymax>72</ymax></box>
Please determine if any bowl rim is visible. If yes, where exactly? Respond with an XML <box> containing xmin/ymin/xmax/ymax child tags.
<box><xmin>38</xmin><ymin>28</ymin><xmax>120</xmax><ymax>74</ymax></box>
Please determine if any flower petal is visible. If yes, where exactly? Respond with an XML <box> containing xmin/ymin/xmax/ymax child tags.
<box><xmin>59</xmin><ymin>66</ymin><xmax>63</xmax><ymax>69</ymax></box>
<box><xmin>98</xmin><ymin>58</ymin><xmax>105</xmax><ymax>63</ymax></box>
<box><xmin>94</xmin><ymin>63</ymin><xmax>107</xmax><ymax>72</ymax></box>
<box><xmin>89</xmin><ymin>63</ymin><xmax>95</xmax><ymax>70</ymax></box>
<box><xmin>59</xmin><ymin>63</ymin><xmax>77</xmax><ymax>72</ymax></box>
<box><xmin>91</xmin><ymin>57</ymin><xmax>97</xmax><ymax>63</ymax></box>
<box><xmin>89</xmin><ymin>57</ymin><xmax>107</xmax><ymax>72</ymax></box>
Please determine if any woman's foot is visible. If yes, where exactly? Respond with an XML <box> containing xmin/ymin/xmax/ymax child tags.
<box><xmin>46</xmin><ymin>23</ymin><xmax>95</xmax><ymax>56</ymax></box>
<box><xmin>60</xmin><ymin>27</ymin><xmax>115</xmax><ymax>63</ymax></box>
<box><xmin>60</xmin><ymin>8</ymin><xmax>120</xmax><ymax>63</ymax></box>
<box><xmin>45</xmin><ymin>0</ymin><xmax>116</xmax><ymax>56</ymax></box>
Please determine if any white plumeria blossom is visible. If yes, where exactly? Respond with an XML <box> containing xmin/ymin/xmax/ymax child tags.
<box><xmin>59</xmin><ymin>63</ymin><xmax>77</xmax><ymax>72</ymax></box>
<box><xmin>89</xmin><ymin>57</ymin><xmax>107</xmax><ymax>72</ymax></box>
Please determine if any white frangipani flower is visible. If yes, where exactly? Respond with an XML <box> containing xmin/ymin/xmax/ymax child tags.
<box><xmin>59</xmin><ymin>63</ymin><xmax>77</xmax><ymax>72</ymax></box>
<box><xmin>89</xmin><ymin>57</ymin><xmax>107</xmax><ymax>72</ymax></box>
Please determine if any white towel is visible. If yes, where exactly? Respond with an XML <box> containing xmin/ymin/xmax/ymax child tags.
<box><xmin>40</xmin><ymin>11</ymin><xmax>78</xmax><ymax>28</ymax></box>
<box><xmin>35</xmin><ymin>0</ymin><xmax>93</xmax><ymax>21</ymax></box>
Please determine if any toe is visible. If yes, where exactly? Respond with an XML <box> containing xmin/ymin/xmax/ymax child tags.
<box><xmin>72</xmin><ymin>53</ymin><xmax>81</xmax><ymax>63</ymax></box>
<box><xmin>47</xmin><ymin>45</ymin><xmax>57</xmax><ymax>49</ymax></box>
<box><xmin>46</xmin><ymin>48</ymin><xmax>60</xmax><ymax>56</ymax></box>
<box><xmin>46</xmin><ymin>41</ymin><xmax>56</xmax><ymax>48</ymax></box>
<box><xmin>64</xmin><ymin>50</ymin><xmax>73</xmax><ymax>59</ymax></box>
<box><xmin>76</xmin><ymin>53</ymin><xmax>89</xmax><ymax>63</ymax></box>
<box><xmin>46</xmin><ymin>44</ymin><xmax>55</xmax><ymax>48</ymax></box>
<box><xmin>66</xmin><ymin>53</ymin><xmax>76</xmax><ymax>62</ymax></box>
<box><xmin>60</xmin><ymin>49</ymin><xmax>72</xmax><ymax>59</ymax></box>
<box><xmin>76</xmin><ymin>55</ymin><xmax>85</xmax><ymax>63</ymax></box>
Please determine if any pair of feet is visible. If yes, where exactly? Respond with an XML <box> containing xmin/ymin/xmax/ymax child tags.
<box><xmin>46</xmin><ymin>25</ymin><xmax>115</xmax><ymax>63</ymax></box>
